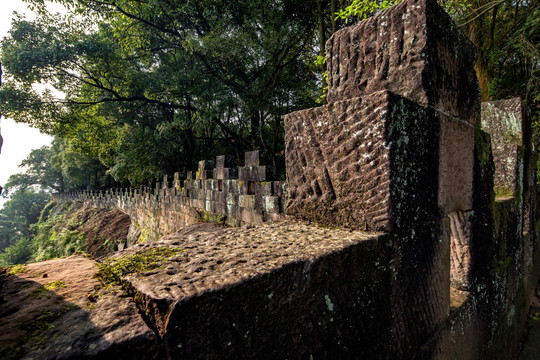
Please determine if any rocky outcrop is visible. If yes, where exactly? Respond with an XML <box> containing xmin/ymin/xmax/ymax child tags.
<box><xmin>480</xmin><ymin>98</ymin><xmax>532</xmax><ymax>199</ymax></box>
<box><xmin>0</xmin><ymin>255</ymin><xmax>157</xmax><ymax>359</ymax></box>
<box><xmin>99</xmin><ymin>221</ymin><xmax>400</xmax><ymax>359</ymax></box>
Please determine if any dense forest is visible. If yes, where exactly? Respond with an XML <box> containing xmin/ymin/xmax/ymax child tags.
<box><xmin>0</xmin><ymin>0</ymin><xmax>538</xmax><ymax>264</ymax></box>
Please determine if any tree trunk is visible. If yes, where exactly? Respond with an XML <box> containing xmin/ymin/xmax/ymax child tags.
<box><xmin>317</xmin><ymin>0</ymin><xmax>327</xmax><ymax>57</ymax></box>
<box><xmin>468</xmin><ymin>15</ymin><xmax>490</xmax><ymax>101</ymax></box>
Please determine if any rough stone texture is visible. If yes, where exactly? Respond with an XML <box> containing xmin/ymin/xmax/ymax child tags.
<box><xmin>0</xmin><ymin>256</ymin><xmax>157</xmax><ymax>359</ymax></box>
<box><xmin>326</xmin><ymin>0</ymin><xmax>479</xmax><ymax>122</ymax></box>
<box><xmin>480</xmin><ymin>97</ymin><xmax>528</xmax><ymax>194</ymax></box>
<box><xmin>44</xmin><ymin>0</ymin><xmax>539</xmax><ymax>357</ymax></box>
<box><xmin>438</xmin><ymin>117</ymin><xmax>474</xmax><ymax>212</ymax></box>
<box><xmin>519</xmin><ymin>284</ymin><xmax>540</xmax><ymax>360</ymax></box>
<box><xmin>433</xmin><ymin>193</ymin><xmax>540</xmax><ymax>360</ymax></box>
<box><xmin>102</xmin><ymin>219</ymin><xmax>449</xmax><ymax>359</ymax></box>
<box><xmin>448</xmin><ymin>210</ymin><xmax>473</xmax><ymax>290</ymax></box>
<box><xmin>285</xmin><ymin>90</ymin><xmax>439</xmax><ymax>231</ymax></box>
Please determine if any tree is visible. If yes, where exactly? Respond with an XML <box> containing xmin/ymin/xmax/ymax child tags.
<box><xmin>0</xmin><ymin>187</ymin><xmax>49</xmax><ymax>253</ymax></box>
<box><xmin>0</xmin><ymin>0</ymin><xmax>322</xmax><ymax>184</ymax></box>
<box><xmin>3</xmin><ymin>145</ymin><xmax>64</xmax><ymax>195</ymax></box>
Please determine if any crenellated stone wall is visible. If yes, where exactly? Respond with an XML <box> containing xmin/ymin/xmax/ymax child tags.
<box><xmin>282</xmin><ymin>0</ymin><xmax>538</xmax><ymax>358</ymax></box>
<box><xmin>53</xmin><ymin>150</ymin><xmax>286</xmax><ymax>244</ymax></box>
<box><xmin>48</xmin><ymin>0</ymin><xmax>539</xmax><ymax>358</ymax></box>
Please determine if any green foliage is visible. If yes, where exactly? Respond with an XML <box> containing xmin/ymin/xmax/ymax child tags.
<box><xmin>0</xmin><ymin>188</ymin><xmax>49</xmax><ymax>256</ymax></box>
<box><xmin>31</xmin><ymin>208</ymin><xmax>86</xmax><ymax>263</ymax></box>
<box><xmin>0</xmin><ymin>237</ymin><xmax>34</xmax><ymax>266</ymax></box>
<box><xmin>1</xmin><ymin>0</ymin><xmax>321</xmax><ymax>184</ymax></box>
<box><xmin>0</xmin><ymin>201</ymin><xmax>90</xmax><ymax>266</ymax></box>
<box><xmin>96</xmin><ymin>247</ymin><xmax>184</xmax><ymax>285</ymax></box>
<box><xmin>3</xmin><ymin>145</ymin><xmax>64</xmax><ymax>196</ymax></box>
<box><xmin>335</xmin><ymin>0</ymin><xmax>400</xmax><ymax>22</ymax></box>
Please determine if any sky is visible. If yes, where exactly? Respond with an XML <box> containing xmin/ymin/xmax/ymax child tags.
<box><xmin>0</xmin><ymin>1</ymin><xmax>66</xmax><ymax>208</ymax></box>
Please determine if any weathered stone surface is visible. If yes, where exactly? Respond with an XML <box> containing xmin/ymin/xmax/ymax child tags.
<box><xmin>244</xmin><ymin>150</ymin><xmax>260</xmax><ymax>167</ymax></box>
<box><xmin>285</xmin><ymin>90</ymin><xmax>440</xmax><ymax>231</ymax></box>
<box><xmin>439</xmin><ymin>117</ymin><xmax>475</xmax><ymax>213</ymax></box>
<box><xmin>216</xmin><ymin>155</ymin><xmax>237</xmax><ymax>169</ymax></box>
<box><xmin>108</xmin><ymin>222</ymin><xmax>384</xmax><ymax>337</ymax></box>
<box><xmin>0</xmin><ymin>256</ymin><xmax>157</xmax><ymax>359</ymax></box>
<box><xmin>101</xmin><ymin>218</ymin><xmax>451</xmax><ymax>359</ymax></box>
<box><xmin>481</xmin><ymin>98</ymin><xmax>528</xmax><ymax>194</ymax></box>
<box><xmin>118</xmin><ymin>223</ymin><xmax>386</xmax><ymax>357</ymax></box>
<box><xmin>448</xmin><ymin>211</ymin><xmax>473</xmax><ymax>290</ymax></box>
<box><xmin>326</xmin><ymin>0</ymin><xmax>479</xmax><ymax>122</ymax></box>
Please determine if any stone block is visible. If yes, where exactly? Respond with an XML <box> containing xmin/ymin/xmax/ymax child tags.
<box><xmin>225</xmin><ymin>180</ymin><xmax>240</xmax><ymax>195</ymax></box>
<box><xmin>206</xmin><ymin>179</ymin><xmax>217</xmax><ymax>191</ymax></box>
<box><xmin>326</xmin><ymin>0</ymin><xmax>479</xmax><ymax>122</ymax></box>
<box><xmin>239</xmin><ymin>194</ymin><xmax>255</xmax><ymax>210</ymax></box>
<box><xmin>481</xmin><ymin>98</ymin><xmax>529</xmax><ymax>195</ymax></box>
<box><xmin>265</xmin><ymin>196</ymin><xmax>281</xmax><ymax>214</ymax></box>
<box><xmin>256</xmin><ymin>181</ymin><xmax>273</xmax><ymax>196</ymax></box>
<box><xmin>254</xmin><ymin>194</ymin><xmax>265</xmax><ymax>213</ymax></box>
<box><xmin>238</xmin><ymin>166</ymin><xmax>273</xmax><ymax>182</ymax></box>
<box><xmin>216</xmin><ymin>155</ymin><xmax>237</xmax><ymax>168</ymax></box>
<box><xmin>240</xmin><ymin>207</ymin><xmax>264</xmax><ymax>224</ymax></box>
<box><xmin>215</xmin><ymin>202</ymin><xmax>227</xmax><ymax>216</ymax></box>
<box><xmin>226</xmin><ymin>193</ymin><xmax>239</xmax><ymax>207</ymax></box>
<box><xmin>197</xmin><ymin>199</ymin><xmax>205</xmax><ymax>210</ymax></box>
<box><xmin>273</xmin><ymin>181</ymin><xmax>288</xmax><ymax>198</ymax></box>
<box><xmin>226</xmin><ymin>203</ymin><xmax>240</xmax><ymax>219</ymax></box>
<box><xmin>438</xmin><ymin>116</ymin><xmax>474</xmax><ymax>213</ymax></box>
<box><xmin>285</xmin><ymin>90</ymin><xmax>443</xmax><ymax>231</ymax></box>
<box><xmin>245</xmin><ymin>150</ymin><xmax>260</xmax><ymax>167</ymax></box>
<box><xmin>214</xmin><ymin>191</ymin><xmax>226</xmax><ymax>205</ymax></box>
<box><xmin>214</xmin><ymin>167</ymin><xmax>239</xmax><ymax>180</ymax></box>
<box><xmin>196</xmin><ymin>160</ymin><xmax>215</xmax><ymax>180</ymax></box>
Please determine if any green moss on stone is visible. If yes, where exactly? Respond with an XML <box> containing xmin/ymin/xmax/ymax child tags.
<box><xmin>198</xmin><ymin>210</ymin><xmax>226</xmax><ymax>224</ymax></box>
<box><xmin>31</xmin><ymin>280</ymin><xmax>67</xmax><ymax>299</ymax></box>
<box><xmin>494</xmin><ymin>187</ymin><xmax>514</xmax><ymax>198</ymax></box>
<box><xmin>7</xmin><ymin>264</ymin><xmax>27</xmax><ymax>275</ymax></box>
<box><xmin>96</xmin><ymin>247</ymin><xmax>185</xmax><ymax>285</ymax></box>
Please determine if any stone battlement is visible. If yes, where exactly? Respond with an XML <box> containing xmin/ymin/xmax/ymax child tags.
<box><xmin>52</xmin><ymin>150</ymin><xmax>286</xmax><ymax>243</ymax></box>
<box><xmin>48</xmin><ymin>0</ymin><xmax>539</xmax><ymax>358</ymax></box>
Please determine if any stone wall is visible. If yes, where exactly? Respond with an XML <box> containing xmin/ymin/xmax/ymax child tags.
<box><xmin>282</xmin><ymin>0</ymin><xmax>538</xmax><ymax>358</ymax></box>
<box><xmin>286</xmin><ymin>0</ymin><xmax>477</xmax><ymax>231</ymax></box>
<box><xmin>49</xmin><ymin>0</ymin><xmax>539</xmax><ymax>358</ymax></box>
<box><xmin>52</xmin><ymin>150</ymin><xmax>286</xmax><ymax>243</ymax></box>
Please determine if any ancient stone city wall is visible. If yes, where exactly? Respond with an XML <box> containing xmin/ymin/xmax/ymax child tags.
<box><xmin>51</xmin><ymin>0</ymin><xmax>539</xmax><ymax>358</ymax></box>
<box><xmin>52</xmin><ymin>150</ymin><xmax>286</xmax><ymax>243</ymax></box>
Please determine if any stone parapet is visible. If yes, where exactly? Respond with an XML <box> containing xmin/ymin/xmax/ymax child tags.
<box><xmin>51</xmin><ymin>150</ymin><xmax>286</xmax><ymax>243</ymax></box>
<box><xmin>326</xmin><ymin>0</ymin><xmax>479</xmax><ymax>123</ymax></box>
